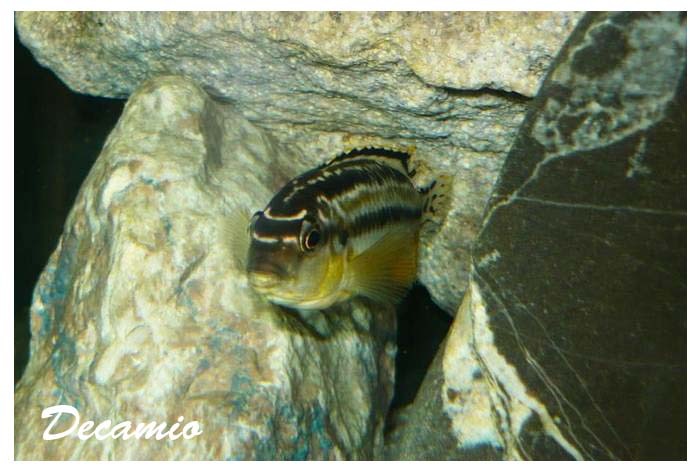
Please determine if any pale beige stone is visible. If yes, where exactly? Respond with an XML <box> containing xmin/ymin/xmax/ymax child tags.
<box><xmin>14</xmin><ymin>76</ymin><xmax>396</xmax><ymax>460</ymax></box>
<box><xmin>16</xmin><ymin>11</ymin><xmax>583</xmax><ymax>311</ymax></box>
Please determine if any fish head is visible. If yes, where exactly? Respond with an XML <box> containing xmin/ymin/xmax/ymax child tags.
<box><xmin>245</xmin><ymin>208</ymin><xmax>346</xmax><ymax>309</ymax></box>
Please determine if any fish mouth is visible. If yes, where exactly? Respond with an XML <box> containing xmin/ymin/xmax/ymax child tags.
<box><xmin>247</xmin><ymin>258</ymin><xmax>290</xmax><ymax>290</ymax></box>
<box><xmin>247</xmin><ymin>255</ymin><xmax>287</xmax><ymax>278</ymax></box>
<box><xmin>247</xmin><ymin>270</ymin><xmax>282</xmax><ymax>290</ymax></box>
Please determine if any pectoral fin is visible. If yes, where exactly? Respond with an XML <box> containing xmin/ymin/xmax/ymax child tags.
<box><xmin>221</xmin><ymin>207</ymin><xmax>253</xmax><ymax>272</ymax></box>
<box><xmin>347</xmin><ymin>225</ymin><xmax>419</xmax><ymax>305</ymax></box>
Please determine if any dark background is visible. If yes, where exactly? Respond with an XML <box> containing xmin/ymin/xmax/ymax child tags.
<box><xmin>14</xmin><ymin>30</ymin><xmax>452</xmax><ymax>411</ymax></box>
<box><xmin>14</xmin><ymin>31</ymin><xmax>125</xmax><ymax>382</ymax></box>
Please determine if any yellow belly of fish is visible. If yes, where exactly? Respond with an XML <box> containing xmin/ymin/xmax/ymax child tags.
<box><xmin>290</xmin><ymin>252</ymin><xmax>349</xmax><ymax>310</ymax></box>
<box><xmin>276</xmin><ymin>225</ymin><xmax>419</xmax><ymax>310</ymax></box>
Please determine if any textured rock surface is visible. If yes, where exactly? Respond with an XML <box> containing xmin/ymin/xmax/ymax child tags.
<box><xmin>15</xmin><ymin>11</ymin><xmax>578</xmax><ymax>98</ymax></box>
<box><xmin>14</xmin><ymin>76</ymin><xmax>396</xmax><ymax>460</ymax></box>
<box><xmin>18</xmin><ymin>10</ymin><xmax>685</xmax><ymax>461</ymax></box>
<box><xmin>386</xmin><ymin>12</ymin><xmax>686</xmax><ymax>460</ymax></box>
<box><xmin>15</xmin><ymin>11</ymin><xmax>584</xmax><ymax>313</ymax></box>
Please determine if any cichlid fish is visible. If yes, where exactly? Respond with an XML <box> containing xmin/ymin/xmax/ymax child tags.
<box><xmin>245</xmin><ymin>148</ymin><xmax>448</xmax><ymax>310</ymax></box>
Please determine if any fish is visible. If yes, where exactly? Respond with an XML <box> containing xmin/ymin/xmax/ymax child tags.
<box><xmin>245</xmin><ymin>147</ymin><xmax>449</xmax><ymax>310</ymax></box>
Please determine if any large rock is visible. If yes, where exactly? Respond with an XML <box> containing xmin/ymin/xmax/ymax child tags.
<box><xmin>386</xmin><ymin>12</ymin><xmax>686</xmax><ymax>460</ymax></box>
<box><xmin>15</xmin><ymin>12</ymin><xmax>578</xmax><ymax>99</ymax></box>
<box><xmin>14</xmin><ymin>76</ymin><xmax>397</xmax><ymax>460</ymax></box>
<box><xmin>15</xmin><ymin>11</ymin><xmax>583</xmax><ymax>313</ymax></box>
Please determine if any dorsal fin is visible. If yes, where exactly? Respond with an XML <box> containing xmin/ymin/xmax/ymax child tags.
<box><xmin>327</xmin><ymin>147</ymin><xmax>412</xmax><ymax>175</ymax></box>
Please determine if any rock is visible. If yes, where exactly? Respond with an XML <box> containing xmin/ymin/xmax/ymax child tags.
<box><xmin>15</xmin><ymin>11</ymin><xmax>584</xmax><ymax>313</ymax></box>
<box><xmin>15</xmin><ymin>12</ymin><xmax>579</xmax><ymax>99</ymax></box>
<box><xmin>385</xmin><ymin>12</ymin><xmax>686</xmax><ymax>460</ymax></box>
<box><xmin>384</xmin><ymin>342</ymin><xmax>503</xmax><ymax>460</ymax></box>
<box><xmin>14</xmin><ymin>10</ymin><xmax>687</xmax><ymax>461</ymax></box>
<box><xmin>14</xmin><ymin>76</ymin><xmax>397</xmax><ymax>460</ymax></box>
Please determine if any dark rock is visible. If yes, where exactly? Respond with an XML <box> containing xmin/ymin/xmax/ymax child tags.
<box><xmin>384</xmin><ymin>343</ymin><xmax>503</xmax><ymax>461</ymax></box>
<box><xmin>385</xmin><ymin>11</ymin><xmax>685</xmax><ymax>460</ymax></box>
<box><xmin>473</xmin><ymin>11</ymin><xmax>686</xmax><ymax>459</ymax></box>
<box><xmin>570</xmin><ymin>23</ymin><xmax>628</xmax><ymax>77</ymax></box>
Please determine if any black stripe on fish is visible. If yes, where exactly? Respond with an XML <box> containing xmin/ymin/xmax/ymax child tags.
<box><xmin>272</xmin><ymin>159</ymin><xmax>412</xmax><ymax>212</ymax></box>
<box><xmin>252</xmin><ymin>216</ymin><xmax>302</xmax><ymax>240</ymax></box>
<box><xmin>347</xmin><ymin>204</ymin><xmax>422</xmax><ymax>237</ymax></box>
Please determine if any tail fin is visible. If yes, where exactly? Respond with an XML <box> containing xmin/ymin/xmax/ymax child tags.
<box><xmin>419</xmin><ymin>174</ymin><xmax>452</xmax><ymax>237</ymax></box>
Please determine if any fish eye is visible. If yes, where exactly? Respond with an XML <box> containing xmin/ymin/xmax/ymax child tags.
<box><xmin>304</xmin><ymin>229</ymin><xmax>321</xmax><ymax>250</ymax></box>
<box><xmin>300</xmin><ymin>220</ymin><xmax>323</xmax><ymax>252</ymax></box>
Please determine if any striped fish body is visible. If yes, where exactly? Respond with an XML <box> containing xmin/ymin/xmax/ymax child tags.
<box><xmin>246</xmin><ymin>149</ymin><xmax>428</xmax><ymax>310</ymax></box>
